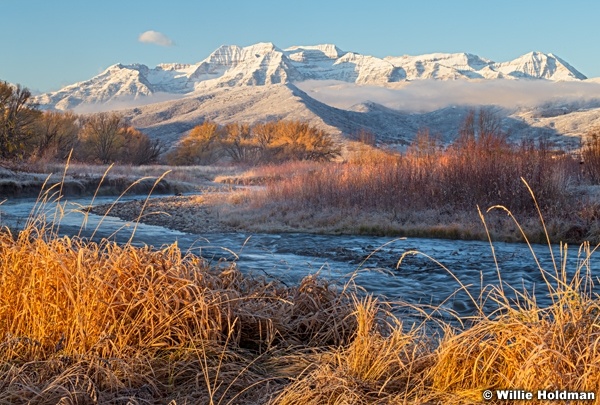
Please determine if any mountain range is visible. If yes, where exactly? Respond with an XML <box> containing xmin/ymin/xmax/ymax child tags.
<box><xmin>32</xmin><ymin>43</ymin><xmax>600</xmax><ymax>150</ymax></box>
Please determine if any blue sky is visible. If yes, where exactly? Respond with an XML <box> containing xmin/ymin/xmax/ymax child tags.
<box><xmin>2</xmin><ymin>0</ymin><xmax>599</xmax><ymax>92</ymax></box>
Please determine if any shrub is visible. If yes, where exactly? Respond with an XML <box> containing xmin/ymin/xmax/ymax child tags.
<box><xmin>257</xmin><ymin>112</ymin><xmax>577</xmax><ymax>220</ymax></box>
<box><xmin>581</xmin><ymin>127</ymin><xmax>600</xmax><ymax>184</ymax></box>
<box><xmin>167</xmin><ymin>120</ymin><xmax>340</xmax><ymax>165</ymax></box>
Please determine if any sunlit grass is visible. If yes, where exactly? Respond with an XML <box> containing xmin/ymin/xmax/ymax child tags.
<box><xmin>1</xmin><ymin>175</ymin><xmax>599</xmax><ymax>403</ymax></box>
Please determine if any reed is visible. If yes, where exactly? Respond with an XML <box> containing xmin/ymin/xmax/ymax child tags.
<box><xmin>1</xmin><ymin>176</ymin><xmax>599</xmax><ymax>404</ymax></box>
<box><xmin>236</xmin><ymin>139</ymin><xmax>592</xmax><ymax>242</ymax></box>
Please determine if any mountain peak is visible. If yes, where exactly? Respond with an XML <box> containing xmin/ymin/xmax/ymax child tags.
<box><xmin>36</xmin><ymin>42</ymin><xmax>588</xmax><ymax>110</ymax></box>
<box><xmin>285</xmin><ymin>44</ymin><xmax>345</xmax><ymax>59</ymax></box>
<box><xmin>246</xmin><ymin>42</ymin><xmax>281</xmax><ymax>54</ymax></box>
<box><xmin>495</xmin><ymin>51</ymin><xmax>586</xmax><ymax>80</ymax></box>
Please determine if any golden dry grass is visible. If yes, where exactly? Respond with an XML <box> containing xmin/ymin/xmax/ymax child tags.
<box><xmin>0</xmin><ymin>222</ymin><xmax>367</xmax><ymax>403</ymax></box>
<box><xmin>2</xmin><ymin>178</ymin><xmax>600</xmax><ymax>404</ymax></box>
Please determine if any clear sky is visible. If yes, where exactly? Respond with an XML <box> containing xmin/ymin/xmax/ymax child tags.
<box><xmin>2</xmin><ymin>0</ymin><xmax>599</xmax><ymax>93</ymax></box>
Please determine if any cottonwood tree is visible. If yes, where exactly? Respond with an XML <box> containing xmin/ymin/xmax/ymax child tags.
<box><xmin>77</xmin><ymin>114</ymin><xmax>161</xmax><ymax>164</ymax></box>
<box><xmin>255</xmin><ymin>121</ymin><xmax>339</xmax><ymax>162</ymax></box>
<box><xmin>0</xmin><ymin>81</ymin><xmax>40</xmax><ymax>159</ymax></box>
<box><xmin>221</xmin><ymin>123</ymin><xmax>258</xmax><ymax>164</ymax></box>
<box><xmin>33</xmin><ymin>111</ymin><xmax>79</xmax><ymax>160</ymax></box>
<box><xmin>271</xmin><ymin>121</ymin><xmax>340</xmax><ymax>162</ymax></box>
<box><xmin>78</xmin><ymin>113</ymin><xmax>124</xmax><ymax>163</ymax></box>
<box><xmin>167</xmin><ymin>120</ymin><xmax>340</xmax><ymax>165</ymax></box>
<box><xmin>166</xmin><ymin>121</ymin><xmax>223</xmax><ymax>165</ymax></box>
<box><xmin>251</xmin><ymin>121</ymin><xmax>281</xmax><ymax>162</ymax></box>
<box><xmin>119</xmin><ymin>126</ymin><xmax>163</xmax><ymax>165</ymax></box>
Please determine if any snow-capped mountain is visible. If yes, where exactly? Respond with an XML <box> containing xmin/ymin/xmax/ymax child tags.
<box><xmin>29</xmin><ymin>42</ymin><xmax>600</xmax><ymax>151</ymax></box>
<box><xmin>36</xmin><ymin>43</ymin><xmax>587</xmax><ymax>110</ymax></box>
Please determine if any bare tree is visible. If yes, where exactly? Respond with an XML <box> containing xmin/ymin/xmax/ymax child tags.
<box><xmin>79</xmin><ymin>113</ymin><xmax>124</xmax><ymax>163</ymax></box>
<box><xmin>0</xmin><ymin>82</ymin><xmax>40</xmax><ymax>159</ymax></box>
<box><xmin>119</xmin><ymin>127</ymin><xmax>163</xmax><ymax>165</ymax></box>
<box><xmin>453</xmin><ymin>107</ymin><xmax>507</xmax><ymax>153</ymax></box>
<box><xmin>33</xmin><ymin>111</ymin><xmax>79</xmax><ymax>160</ymax></box>
<box><xmin>582</xmin><ymin>127</ymin><xmax>600</xmax><ymax>184</ymax></box>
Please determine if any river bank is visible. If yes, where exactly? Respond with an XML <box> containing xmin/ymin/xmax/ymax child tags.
<box><xmin>0</xmin><ymin>165</ymin><xmax>198</xmax><ymax>198</ymax></box>
<box><xmin>89</xmin><ymin>186</ymin><xmax>600</xmax><ymax>245</ymax></box>
<box><xmin>2</xmin><ymin>170</ymin><xmax>599</xmax><ymax>402</ymax></box>
<box><xmin>4</xmin><ymin>161</ymin><xmax>600</xmax><ymax>245</ymax></box>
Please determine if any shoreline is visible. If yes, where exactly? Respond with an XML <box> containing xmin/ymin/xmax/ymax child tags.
<box><xmin>89</xmin><ymin>190</ymin><xmax>592</xmax><ymax>245</ymax></box>
<box><xmin>3</xmin><ymin>166</ymin><xmax>596</xmax><ymax>246</ymax></box>
<box><xmin>91</xmin><ymin>193</ymin><xmax>240</xmax><ymax>234</ymax></box>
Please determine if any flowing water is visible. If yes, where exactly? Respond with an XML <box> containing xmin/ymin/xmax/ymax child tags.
<box><xmin>2</xmin><ymin>194</ymin><xmax>598</xmax><ymax>324</ymax></box>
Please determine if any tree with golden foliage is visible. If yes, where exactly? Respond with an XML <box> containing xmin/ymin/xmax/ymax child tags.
<box><xmin>269</xmin><ymin>121</ymin><xmax>340</xmax><ymax>162</ymax></box>
<box><xmin>221</xmin><ymin>123</ymin><xmax>257</xmax><ymax>164</ymax></box>
<box><xmin>166</xmin><ymin>121</ymin><xmax>223</xmax><ymax>165</ymax></box>
<box><xmin>168</xmin><ymin>120</ymin><xmax>339</xmax><ymax>165</ymax></box>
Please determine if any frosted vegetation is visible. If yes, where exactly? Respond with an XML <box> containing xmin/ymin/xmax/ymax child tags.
<box><xmin>4</xmin><ymin>77</ymin><xmax>600</xmax><ymax>243</ymax></box>
<box><xmin>4</xmin><ymin>78</ymin><xmax>600</xmax><ymax>403</ymax></box>
<box><xmin>0</xmin><ymin>177</ymin><xmax>598</xmax><ymax>403</ymax></box>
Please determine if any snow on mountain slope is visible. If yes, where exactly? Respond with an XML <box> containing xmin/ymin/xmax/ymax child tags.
<box><xmin>492</xmin><ymin>52</ymin><xmax>586</xmax><ymax>81</ymax></box>
<box><xmin>119</xmin><ymin>81</ymin><xmax>596</xmax><ymax>152</ymax></box>
<box><xmin>385</xmin><ymin>52</ymin><xmax>494</xmax><ymax>80</ymax></box>
<box><xmin>30</xmin><ymin>42</ymin><xmax>596</xmax><ymax>150</ymax></box>
<box><xmin>35</xmin><ymin>63</ymin><xmax>190</xmax><ymax>110</ymax></box>
<box><xmin>123</xmin><ymin>83</ymin><xmax>423</xmax><ymax>147</ymax></box>
<box><xmin>516</xmin><ymin>104</ymin><xmax>600</xmax><ymax>140</ymax></box>
<box><xmin>36</xmin><ymin>43</ymin><xmax>588</xmax><ymax>111</ymax></box>
<box><xmin>189</xmin><ymin>43</ymin><xmax>301</xmax><ymax>88</ymax></box>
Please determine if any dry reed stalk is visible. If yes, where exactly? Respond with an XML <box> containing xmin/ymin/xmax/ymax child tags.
<box><xmin>2</xmin><ymin>170</ymin><xmax>600</xmax><ymax>404</ymax></box>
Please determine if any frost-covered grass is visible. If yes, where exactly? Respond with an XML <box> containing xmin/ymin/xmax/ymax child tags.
<box><xmin>0</xmin><ymin>162</ymin><xmax>244</xmax><ymax>198</ymax></box>
<box><xmin>27</xmin><ymin>162</ymin><xmax>244</xmax><ymax>187</ymax></box>
<box><xmin>1</xmin><ymin>188</ymin><xmax>600</xmax><ymax>404</ymax></box>
<box><xmin>225</xmin><ymin>142</ymin><xmax>599</xmax><ymax>243</ymax></box>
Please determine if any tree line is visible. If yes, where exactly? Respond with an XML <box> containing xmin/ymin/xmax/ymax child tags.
<box><xmin>166</xmin><ymin>120</ymin><xmax>341</xmax><ymax>165</ymax></box>
<box><xmin>1</xmin><ymin>81</ymin><xmax>341</xmax><ymax>166</ymax></box>
<box><xmin>6</xmin><ymin>79</ymin><xmax>600</xmax><ymax>175</ymax></box>
<box><xmin>0</xmin><ymin>81</ymin><xmax>161</xmax><ymax>164</ymax></box>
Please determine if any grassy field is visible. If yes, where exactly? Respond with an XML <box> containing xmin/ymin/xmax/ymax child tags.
<box><xmin>1</xmin><ymin>187</ymin><xmax>599</xmax><ymax>404</ymax></box>
<box><xmin>211</xmin><ymin>140</ymin><xmax>600</xmax><ymax>244</ymax></box>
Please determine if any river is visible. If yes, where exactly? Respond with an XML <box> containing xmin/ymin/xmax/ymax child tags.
<box><xmin>1</xmin><ymin>193</ymin><xmax>598</xmax><ymax>324</ymax></box>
